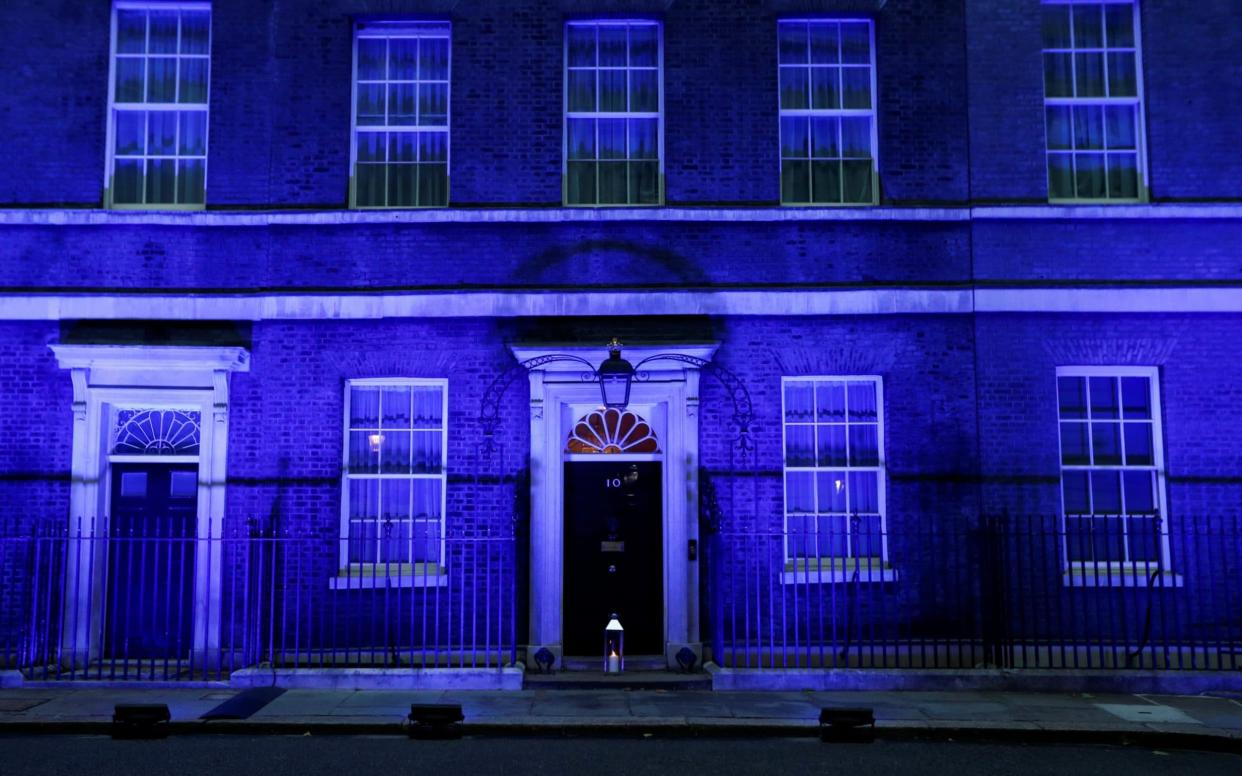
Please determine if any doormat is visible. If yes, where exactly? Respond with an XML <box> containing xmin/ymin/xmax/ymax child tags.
<box><xmin>200</xmin><ymin>687</ymin><xmax>286</xmax><ymax>720</ymax></box>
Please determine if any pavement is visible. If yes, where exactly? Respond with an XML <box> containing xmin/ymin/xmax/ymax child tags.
<box><xmin>2</xmin><ymin>681</ymin><xmax>1242</xmax><ymax>750</ymax></box>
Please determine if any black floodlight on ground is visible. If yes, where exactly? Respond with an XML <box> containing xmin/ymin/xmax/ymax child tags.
<box><xmin>818</xmin><ymin>707</ymin><xmax>875</xmax><ymax>743</ymax></box>
<box><xmin>675</xmin><ymin>646</ymin><xmax>698</xmax><ymax>673</ymax></box>
<box><xmin>534</xmin><ymin>646</ymin><xmax>556</xmax><ymax>673</ymax></box>
<box><xmin>407</xmin><ymin>703</ymin><xmax>464</xmax><ymax>739</ymax></box>
<box><xmin>112</xmin><ymin>703</ymin><xmax>171</xmax><ymax>739</ymax></box>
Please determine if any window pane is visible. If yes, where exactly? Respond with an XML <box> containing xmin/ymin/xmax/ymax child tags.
<box><xmin>1091</xmin><ymin>470</ymin><xmax>1122</xmax><ymax>514</ymax></box>
<box><xmin>411</xmin><ymin>517</ymin><xmax>441</xmax><ymax>562</ymax></box>
<box><xmin>1091</xmin><ymin>422</ymin><xmax>1121</xmax><ymax>465</ymax></box>
<box><xmin>1107</xmin><ymin>52</ymin><xmax>1137</xmax><ymax>97</ymax></box>
<box><xmin>848</xmin><ymin>382</ymin><xmax>877</xmax><ymax>420</ymax></box>
<box><xmin>1127</xmin><ymin>517</ymin><xmax>1159</xmax><ymax>562</ymax></box>
<box><xmin>1072</xmin><ymin>4</ymin><xmax>1103</xmax><ymax>48</ymax></box>
<box><xmin>418</xmin><ymin>163</ymin><xmax>448</xmax><ymax>207</ymax></box>
<box><xmin>598</xmin><ymin>118</ymin><xmax>625</xmax><ymax>159</ymax></box>
<box><xmin>1048</xmin><ymin>154</ymin><xmax>1074</xmax><ymax>199</ymax></box>
<box><xmin>1123</xmin><ymin>423</ymin><xmax>1153</xmax><ymax>465</ymax></box>
<box><xmin>176</xmin><ymin>159</ymin><xmax>204</xmax><ymax>204</ymax></box>
<box><xmin>598</xmin><ymin>26</ymin><xmax>626</xmax><ymax>67</ymax></box>
<box><xmin>848</xmin><ymin>425</ymin><xmax>879</xmax><ymax>466</ymax></box>
<box><xmin>356</xmin><ymin>132</ymin><xmax>384</xmax><ymax>162</ymax></box>
<box><xmin>1058</xmin><ymin>376</ymin><xmax>1087</xmax><ymax>418</ymax></box>
<box><xmin>848</xmin><ymin>471</ymin><xmax>878</xmax><ymax>513</ymax></box>
<box><xmin>356</xmin><ymin>84</ymin><xmax>385</xmax><ymax>125</ymax></box>
<box><xmin>1062</xmin><ymin>470</ymin><xmax>1089</xmax><ymax>514</ymax></box>
<box><xmin>629</xmin><ymin>69</ymin><xmax>658</xmax><ymax>112</ymax></box>
<box><xmin>112</xmin><ymin>159</ymin><xmax>143</xmax><ymax>204</ymax></box>
<box><xmin>115</xmin><ymin>111</ymin><xmax>145</xmax><ymax>155</ymax></box>
<box><xmin>381</xmin><ymin>431</ymin><xmax>412</xmax><ymax>473</ymax></box>
<box><xmin>387</xmin><ymin>163</ymin><xmax>416</xmax><ymax>206</ymax></box>
<box><xmin>413</xmin><ymin>384</ymin><xmax>443</xmax><ymax>428</ymax></box>
<box><xmin>1105</xmin><ymin>4</ymin><xmax>1135</xmax><ymax>47</ymax></box>
<box><xmin>1043</xmin><ymin>53</ymin><xmax>1073</xmax><ymax>97</ymax></box>
<box><xmin>841</xmin><ymin>160</ymin><xmax>872</xmax><ymax>203</ymax></box>
<box><xmin>566</xmin><ymin>161</ymin><xmax>595</xmax><ymax>204</ymax></box>
<box><xmin>147</xmin><ymin>158</ymin><xmax>176</xmax><ymax>203</ymax></box>
<box><xmin>382</xmin><ymin>385</ymin><xmax>413</xmax><ymax>427</ymax></box>
<box><xmin>629</xmin><ymin>25</ymin><xmax>658</xmax><ymax>67</ymax></box>
<box><xmin>784</xmin><ymin>382</ymin><xmax>813</xmax><ymax>421</ymax></box>
<box><xmin>810</xmin><ymin>67</ymin><xmax>840</xmax><ymax>110</ymax></box>
<box><xmin>817</xmin><ymin>425</ymin><xmax>846</xmax><ymax>467</ymax></box>
<box><xmin>1073</xmin><ymin>104</ymin><xmax>1105</xmax><ymax>149</ymax></box>
<box><xmin>598</xmin><ymin>161</ymin><xmax>627</xmax><ymax>203</ymax></box>
<box><xmin>355</xmin><ymin>163</ymin><xmax>386</xmax><ymax>206</ymax></box>
<box><xmin>780</xmin><ymin>116</ymin><xmax>809</xmax><ymax>159</ymax></box>
<box><xmin>350</xmin><ymin>386</ymin><xmax>380</xmax><ymax>426</ymax></box>
<box><xmin>810</xmin><ymin>117</ymin><xmax>840</xmax><ymax>158</ymax></box>
<box><xmin>839</xmin><ymin>22</ymin><xmax>869</xmax><ymax>64</ymax></box>
<box><xmin>567</xmin><ymin>25</ymin><xmax>595</xmax><ymax>67</ymax></box>
<box><xmin>388</xmin><ymin>133</ymin><xmax>416</xmax><ymax>163</ymax></box>
<box><xmin>1075</xmin><ymin>153</ymin><xmax>1105</xmax><ymax>198</ymax></box>
<box><xmin>784</xmin><ymin>425</ymin><xmax>814</xmax><ymax>467</ymax></box>
<box><xmin>412</xmin><ymin>430</ymin><xmax>442</xmax><ymax>473</ymax></box>
<box><xmin>1089</xmin><ymin>376</ymin><xmax>1119</xmax><ymax>418</ymax></box>
<box><xmin>778</xmin><ymin>22</ymin><xmax>808</xmax><ymax>65</ymax></box>
<box><xmin>420</xmin><ymin>37</ymin><xmax>449</xmax><ymax>80</ymax></box>
<box><xmin>115</xmin><ymin>58</ymin><xmax>145</xmax><ymax>102</ymax></box>
<box><xmin>148</xmin><ymin>11</ymin><xmax>178</xmax><ymax>54</ymax></box>
<box><xmin>808</xmin><ymin>23</ymin><xmax>837</xmax><ymax>65</ymax></box>
<box><xmin>785</xmin><ymin>471</ymin><xmax>814</xmax><ymax>513</ymax></box>
<box><xmin>1092</xmin><ymin>517</ymin><xmax>1124</xmax><ymax>562</ymax></box>
<box><xmin>389</xmin><ymin>39</ymin><xmax>416</xmax><ymax>80</ymax></box>
<box><xmin>147</xmin><ymin>57</ymin><xmax>176</xmax><ymax>102</ymax></box>
<box><xmin>1046</xmin><ymin>106</ymin><xmax>1072</xmax><ymax>150</ymax></box>
<box><xmin>629</xmin><ymin>118</ymin><xmax>657</xmax><ymax>159</ymax></box>
<box><xmin>1074</xmin><ymin>52</ymin><xmax>1105</xmax><ymax>98</ymax></box>
<box><xmin>1060</xmin><ymin>422</ymin><xmax>1089</xmax><ymax>465</ymax></box>
<box><xmin>628</xmin><ymin>161</ymin><xmax>659</xmax><ymax>204</ymax></box>
<box><xmin>781</xmin><ymin>161</ymin><xmax>810</xmax><ymax>204</ymax></box>
<box><xmin>1123</xmin><ymin>470</ymin><xmax>1155</xmax><ymax>513</ymax></box>
<box><xmin>1121</xmin><ymin>377</ymin><xmax>1151</xmax><ymax>418</ymax></box>
<box><xmin>181</xmin><ymin>12</ymin><xmax>210</xmax><ymax>55</ymax></box>
<box><xmin>599</xmin><ymin>70</ymin><xmax>626</xmax><ymax>112</ymax></box>
<box><xmin>179</xmin><ymin>111</ymin><xmax>206</xmax><ymax>155</ymax></box>
<box><xmin>1041</xmin><ymin>4</ymin><xmax>1072</xmax><ymax>48</ymax></box>
<box><xmin>841</xmin><ymin>67</ymin><xmax>870</xmax><ymax>109</ymax></box>
<box><xmin>357</xmin><ymin>38</ymin><xmax>385</xmax><ymax>80</ymax></box>
<box><xmin>1104</xmin><ymin>105</ymin><xmax>1136</xmax><ymax>149</ymax></box>
<box><xmin>816</xmin><ymin>382</ymin><xmax>845</xmax><ymax>421</ymax></box>
<box><xmin>568</xmin><ymin>70</ymin><xmax>596</xmax><ymax>112</ymax></box>
<box><xmin>779</xmin><ymin>67</ymin><xmax>809</xmax><ymax>110</ymax></box>
<box><xmin>349</xmin><ymin>479</ymin><xmax>379</xmax><ymax>521</ymax></box>
<box><xmin>146</xmin><ymin>111</ymin><xmax>176</xmax><ymax>154</ymax></box>
<box><xmin>117</xmin><ymin>11</ymin><xmax>146</xmax><ymax>54</ymax></box>
<box><xmin>567</xmin><ymin>118</ymin><xmax>596</xmax><ymax>160</ymax></box>
<box><xmin>349</xmin><ymin>430</ymin><xmax>380</xmax><ymax>472</ymax></box>
<box><xmin>841</xmin><ymin>117</ymin><xmax>871</xmax><ymax>158</ymax></box>
<box><xmin>178</xmin><ymin>59</ymin><xmax>208</xmax><ymax>104</ymax></box>
<box><xmin>418</xmin><ymin>132</ymin><xmax>447</xmax><ymax>163</ymax></box>
<box><xmin>811</xmin><ymin>160</ymin><xmax>841</xmax><ymax>204</ymax></box>
<box><xmin>1107</xmin><ymin>153</ymin><xmax>1138</xmax><ymax>199</ymax></box>
<box><xmin>418</xmin><ymin>83</ymin><xmax>447</xmax><ymax>125</ymax></box>
<box><xmin>389</xmin><ymin>83</ymin><xmax>416</xmax><ymax>125</ymax></box>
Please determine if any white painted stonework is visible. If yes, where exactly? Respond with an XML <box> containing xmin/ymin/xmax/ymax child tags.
<box><xmin>49</xmin><ymin>345</ymin><xmax>250</xmax><ymax>667</ymax></box>
<box><xmin>511</xmin><ymin>343</ymin><xmax>717</xmax><ymax>669</ymax></box>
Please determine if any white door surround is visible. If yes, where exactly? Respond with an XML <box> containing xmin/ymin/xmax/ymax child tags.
<box><xmin>50</xmin><ymin>344</ymin><xmax>250</xmax><ymax>667</ymax></box>
<box><xmin>510</xmin><ymin>342</ymin><xmax>717</xmax><ymax>669</ymax></box>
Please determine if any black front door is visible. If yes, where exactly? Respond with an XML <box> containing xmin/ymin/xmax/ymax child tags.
<box><xmin>563</xmin><ymin>460</ymin><xmax>662</xmax><ymax>656</ymax></box>
<box><xmin>105</xmin><ymin>462</ymin><xmax>198</xmax><ymax>659</ymax></box>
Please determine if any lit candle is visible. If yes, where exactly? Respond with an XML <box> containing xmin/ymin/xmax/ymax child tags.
<box><xmin>607</xmin><ymin>650</ymin><xmax>620</xmax><ymax>674</ymax></box>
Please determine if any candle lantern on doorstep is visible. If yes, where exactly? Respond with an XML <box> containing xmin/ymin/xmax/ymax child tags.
<box><xmin>604</xmin><ymin>614</ymin><xmax>624</xmax><ymax>674</ymax></box>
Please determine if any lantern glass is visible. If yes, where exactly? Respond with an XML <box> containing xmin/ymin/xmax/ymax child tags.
<box><xmin>604</xmin><ymin>614</ymin><xmax>624</xmax><ymax>674</ymax></box>
<box><xmin>600</xmin><ymin>374</ymin><xmax>631</xmax><ymax>409</ymax></box>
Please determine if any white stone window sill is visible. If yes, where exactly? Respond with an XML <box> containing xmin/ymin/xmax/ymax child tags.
<box><xmin>1062</xmin><ymin>570</ymin><xmax>1184</xmax><ymax>588</ymax></box>
<box><xmin>781</xmin><ymin>567</ymin><xmax>899</xmax><ymax>585</ymax></box>
<box><xmin>328</xmin><ymin>573</ymin><xmax>448</xmax><ymax>590</ymax></box>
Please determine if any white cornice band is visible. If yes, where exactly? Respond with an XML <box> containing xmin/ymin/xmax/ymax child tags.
<box><xmin>4</xmin><ymin>288</ymin><xmax>1242</xmax><ymax>321</ymax></box>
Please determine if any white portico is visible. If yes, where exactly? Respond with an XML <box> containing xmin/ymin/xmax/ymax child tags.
<box><xmin>511</xmin><ymin>342</ymin><xmax>717</xmax><ymax>669</ymax></box>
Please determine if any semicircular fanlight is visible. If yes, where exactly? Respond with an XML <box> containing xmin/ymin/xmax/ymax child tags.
<box><xmin>112</xmin><ymin>409</ymin><xmax>202</xmax><ymax>455</ymax></box>
<box><xmin>566</xmin><ymin>408</ymin><xmax>660</xmax><ymax>454</ymax></box>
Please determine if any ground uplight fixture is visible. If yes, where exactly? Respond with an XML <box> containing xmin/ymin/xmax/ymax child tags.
<box><xmin>597</xmin><ymin>338</ymin><xmax>636</xmax><ymax>409</ymax></box>
<box><xmin>604</xmin><ymin>613</ymin><xmax>624</xmax><ymax>674</ymax></box>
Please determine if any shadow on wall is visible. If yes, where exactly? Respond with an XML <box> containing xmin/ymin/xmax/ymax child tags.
<box><xmin>513</xmin><ymin>239</ymin><xmax>712</xmax><ymax>288</ymax></box>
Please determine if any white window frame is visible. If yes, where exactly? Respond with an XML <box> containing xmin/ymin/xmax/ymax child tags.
<box><xmin>780</xmin><ymin>375</ymin><xmax>895</xmax><ymax>584</ymax></box>
<box><xmin>104</xmin><ymin>0</ymin><xmax>212</xmax><ymax>210</ymax></box>
<box><xmin>1041</xmin><ymin>0</ymin><xmax>1149</xmax><ymax>203</ymax></box>
<box><xmin>562</xmin><ymin>19</ymin><xmax>665</xmax><ymax>207</ymax></box>
<box><xmin>349</xmin><ymin>20</ymin><xmax>452</xmax><ymax>209</ymax></box>
<box><xmin>777</xmin><ymin>18</ymin><xmax>879</xmax><ymax>206</ymax></box>
<box><xmin>1055</xmin><ymin>366</ymin><xmax>1179</xmax><ymax>587</ymax></box>
<box><xmin>334</xmin><ymin>378</ymin><xmax>449</xmax><ymax>589</ymax></box>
